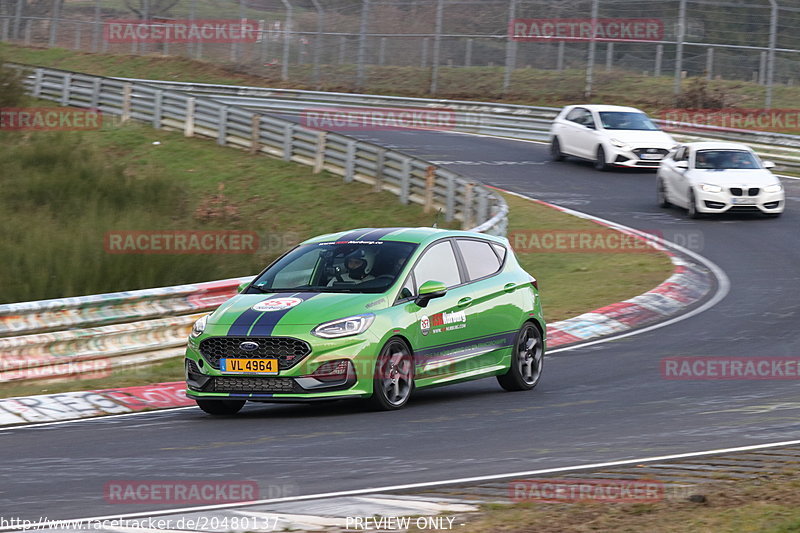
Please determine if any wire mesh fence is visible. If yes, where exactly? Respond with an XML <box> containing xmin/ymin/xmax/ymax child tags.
<box><xmin>1</xmin><ymin>0</ymin><xmax>799</xmax><ymax>104</ymax></box>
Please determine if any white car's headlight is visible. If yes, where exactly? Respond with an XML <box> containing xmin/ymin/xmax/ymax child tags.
<box><xmin>190</xmin><ymin>314</ymin><xmax>208</xmax><ymax>338</ymax></box>
<box><xmin>764</xmin><ymin>184</ymin><xmax>783</xmax><ymax>193</ymax></box>
<box><xmin>700</xmin><ymin>184</ymin><xmax>723</xmax><ymax>193</ymax></box>
<box><xmin>312</xmin><ymin>314</ymin><xmax>375</xmax><ymax>339</ymax></box>
<box><xmin>610</xmin><ymin>138</ymin><xmax>633</xmax><ymax>151</ymax></box>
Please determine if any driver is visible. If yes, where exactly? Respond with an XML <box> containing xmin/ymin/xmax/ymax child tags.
<box><xmin>329</xmin><ymin>249</ymin><xmax>375</xmax><ymax>285</ymax></box>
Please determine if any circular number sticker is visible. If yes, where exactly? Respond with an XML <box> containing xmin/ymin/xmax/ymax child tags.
<box><xmin>252</xmin><ymin>297</ymin><xmax>304</xmax><ymax>312</ymax></box>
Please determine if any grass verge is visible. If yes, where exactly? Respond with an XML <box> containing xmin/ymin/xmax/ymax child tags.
<box><xmin>448</xmin><ymin>473</ymin><xmax>800</xmax><ymax>533</ymax></box>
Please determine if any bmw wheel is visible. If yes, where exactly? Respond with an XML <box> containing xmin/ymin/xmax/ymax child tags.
<box><xmin>370</xmin><ymin>338</ymin><xmax>414</xmax><ymax>410</ymax></box>
<box><xmin>498</xmin><ymin>322</ymin><xmax>544</xmax><ymax>392</ymax></box>
<box><xmin>687</xmin><ymin>190</ymin><xmax>702</xmax><ymax>219</ymax></box>
<box><xmin>196</xmin><ymin>399</ymin><xmax>246</xmax><ymax>416</ymax></box>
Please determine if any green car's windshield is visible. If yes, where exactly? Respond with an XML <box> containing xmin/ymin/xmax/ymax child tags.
<box><xmin>695</xmin><ymin>150</ymin><xmax>760</xmax><ymax>170</ymax></box>
<box><xmin>248</xmin><ymin>241</ymin><xmax>418</xmax><ymax>294</ymax></box>
<box><xmin>599</xmin><ymin>111</ymin><xmax>660</xmax><ymax>131</ymax></box>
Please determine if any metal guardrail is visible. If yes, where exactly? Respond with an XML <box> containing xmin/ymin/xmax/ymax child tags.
<box><xmin>0</xmin><ymin>64</ymin><xmax>509</xmax><ymax>384</ymax></box>
<box><xmin>109</xmin><ymin>77</ymin><xmax>800</xmax><ymax>171</ymax></box>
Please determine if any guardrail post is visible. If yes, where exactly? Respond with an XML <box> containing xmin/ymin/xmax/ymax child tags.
<box><xmin>477</xmin><ymin>190</ymin><xmax>489</xmax><ymax>225</ymax></box>
<box><xmin>424</xmin><ymin>165</ymin><xmax>436</xmax><ymax>213</ymax></box>
<box><xmin>184</xmin><ymin>97</ymin><xmax>195</xmax><ymax>137</ymax></box>
<box><xmin>313</xmin><ymin>131</ymin><xmax>327</xmax><ymax>173</ymax></box>
<box><xmin>90</xmin><ymin>78</ymin><xmax>101</xmax><ymax>108</ymax></box>
<box><xmin>462</xmin><ymin>182</ymin><xmax>474</xmax><ymax>229</ymax></box>
<box><xmin>445</xmin><ymin>174</ymin><xmax>455</xmax><ymax>222</ymax></box>
<box><xmin>399</xmin><ymin>158</ymin><xmax>411</xmax><ymax>204</ymax></box>
<box><xmin>60</xmin><ymin>73</ymin><xmax>72</xmax><ymax>106</ymax></box>
<box><xmin>283</xmin><ymin>123</ymin><xmax>293</xmax><ymax>161</ymax></box>
<box><xmin>217</xmin><ymin>106</ymin><xmax>228</xmax><ymax>146</ymax></box>
<box><xmin>32</xmin><ymin>68</ymin><xmax>43</xmax><ymax>98</ymax></box>
<box><xmin>121</xmin><ymin>83</ymin><xmax>132</xmax><ymax>123</ymax></box>
<box><xmin>374</xmin><ymin>148</ymin><xmax>385</xmax><ymax>190</ymax></box>
<box><xmin>344</xmin><ymin>140</ymin><xmax>356</xmax><ymax>182</ymax></box>
<box><xmin>152</xmin><ymin>90</ymin><xmax>163</xmax><ymax>129</ymax></box>
<box><xmin>250</xmin><ymin>114</ymin><xmax>262</xmax><ymax>154</ymax></box>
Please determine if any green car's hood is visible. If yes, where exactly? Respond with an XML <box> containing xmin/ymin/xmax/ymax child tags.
<box><xmin>210</xmin><ymin>292</ymin><xmax>390</xmax><ymax>329</ymax></box>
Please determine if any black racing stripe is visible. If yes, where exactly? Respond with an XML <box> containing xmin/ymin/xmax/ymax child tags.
<box><xmin>414</xmin><ymin>331</ymin><xmax>517</xmax><ymax>358</ymax></box>
<box><xmin>247</xmin><ymin>292</ymin><xmax>321</xmax><ymax>336</ymax></box>
<box><xmin>334</xmin><ymin>229</ymin><xmax>375</xmax><ymax>242</ymax></box>
<box><xmin>226</xmin><ymin>293</ymin><xmax>276</xmax><ymax>336</ymax></box>
<box><xmin>356</xmin><ymin>227</ymin><xmax>405</xmax><ymax>241</ymax></box>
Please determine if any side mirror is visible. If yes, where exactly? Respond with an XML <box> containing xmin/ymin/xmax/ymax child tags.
<box><xmin>414</xmin><ymin>280</ymin><xmax>447</xmax><ymax>308</ymax></box>
<box><xmin>237</xmin><ymin>282</ymin><xmax>250</xmax><ymax>294</ymax></box>
<box><xmin>763</xmin><ymin>161</ymin><xmax>776</xmax><ymax>169</ymax></box>
<box><xmin>675</xmin><ymin>161</ymin><xmax>689</xmax><ymax>169</ymax></box>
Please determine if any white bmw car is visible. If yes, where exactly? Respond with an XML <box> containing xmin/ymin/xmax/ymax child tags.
<box><xmin>549</xmin><ymin>104</ymin><xmax>676</xmax><ymax>171</ymax></box>
<box><xmin>657</xmin><ymin>142</ymin><xmax>784</xmax><ymax>218</ymax></box>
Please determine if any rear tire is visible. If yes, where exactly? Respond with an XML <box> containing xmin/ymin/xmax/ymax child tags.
<box><xmin>498</xmin><ymin>323</ymin><xmax>544</xmax><ymax>392</ymax></box>
<box><xmin>594</xmin><ymin>146</ymin><xmax>609</xmax><ymax>171</ymax></box>
<box><xmin>196</xmin><ymin>399</ymin><xmax>246</xmax><ymax>416</ymax></box>
<box><xmin>550</xmin><ymin>138</ymin><xmax>565</xmax><ymax>162</ymax></box>
<box><xmin>370</xmin><ymin>338</ymin><xmax>414</xmax><ymax>411</ymax></box>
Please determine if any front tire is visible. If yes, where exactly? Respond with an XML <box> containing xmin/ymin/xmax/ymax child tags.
<box><xmin>498</xmin><ymin>323</ymin><xmax>544</xmax><ymax>392</ymax></box>
<box><xmin>687</xmin><ymin>190</ymin><xmax>702</xmax><ymax>219</ymax></box>
<box><xmin>657</xmin><ymin>178</ymin><xmax>671</xmax><ymax>208</ymax></box>
<box><xmin>196</xmin><ymin>399</ymin><xmax>246</xmax><ymax>416</ymax></box>
<box><xmin>550</xmin><ymin>138</ymin><xmax>565</xmax><ymax>162</ymax></box>
<box><xmin>594</xmin><ymin>146</ymin><xmax>609</xmax><ymax>171</ymax></box>
<box><xmin>370</xmin><ymin>338</ymin><xmax>415</xmax><ymax>410</ymax></box>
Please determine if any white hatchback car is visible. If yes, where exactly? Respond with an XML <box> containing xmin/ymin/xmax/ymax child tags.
<box><xmin>550</xmin><ymin>105</ymin><xmax>676</xmax><ymax>171</ymax></box>
<box><xmin>657</xmin><ymin>142</ymin><xmax>784</xmax><ymax>218</ymax></box>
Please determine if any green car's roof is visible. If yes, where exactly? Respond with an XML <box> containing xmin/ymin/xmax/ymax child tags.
<box><xmin>301</xmin><ymin>227</ymin><xmax>506</xmax><ymax>246</ymax></box>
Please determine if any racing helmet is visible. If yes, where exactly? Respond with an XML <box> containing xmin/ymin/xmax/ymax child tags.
<box><xmin>344</xmin><ymin>248</ymin><xmax>374</xmax><ymax>280</ymax></box>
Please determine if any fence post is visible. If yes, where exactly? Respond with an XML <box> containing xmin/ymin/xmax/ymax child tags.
<box><xmin>424</xmin><ymin>165</ymin><xmax>436</xmax><ymax>213</ymax></box>
<box><xmin>765</xmin><ymin>0</ymin><xmax>777</xmax><ymax>109</ymax></box>
<box><xmin>92</xmin><ymin>0</ymin><xmax>101</xmax><ymax>52</ymax></box>
<box><xmin>217</xmin><ymin>106</ymin><xmax>228</xmax><ymax>146</ymax></box>
<box><xmin>445</xmin><ymin>174</ymin><xmax>455</xmax><ymax>222</ymax></box>
<box><xmin>674</xmin><ymin>0</ymin><xmax>686</xmax><ymax>96</ymax></box>
<box><xmin>378</xmin><ymin>37</ymin><xmax>386</xmax><ymax>66</ymax></box>
<box><xmin>705</xmin><ymin>47</ymin><xmax>714</xmax><ymax>80</ymax></box>
<box><xmin>462</xmin><ymin>182</ymin><xmax>474</xmax><ymax>229</ymax></box>
<box><xmin>583</xmin><ymin>0</ymin><xmax>598</xmax><ymax>98</ymax></box>
<box><xmin>280</xmin><ymin>0</ymin><xmax>293</xmax><ymax>82</ymax></box>
<box><xmin>605</xmin><ymin>42</ymin><xmax>613</xmax><ymax>72</ymax></box>
<box><xmin>1</xmin><ymin>18</ymin><xmax>9</xmax><ymax>42</ymax></box>
<box><xmin>49</xmin><ymin>0</ymin><xmax>62</xmax><ymax>48</ymax></box>
<box><xmin>420</xmin><ymin>37</ymin><xmax>428</xmax><ymax>68</ymax></box>
<box><xmin>121</xmin><ymin>83</ymin><xmax>132</xmax><ymax>123</ymax></box>
<box><xmin>152</xmin><ymin>90</ymin><xmax>163</xmax><ymax>129</ymax></box>
<box><xmin>250</xmin><ymin>114</ymin><xmax>261</xmax><ymax>154</ymax></box>
<box><xmin>654</xmin><ymin>44</ymin><xmax>663</xmax><ymax>77</ymax></box>
<box><xmin>344</xmin><ymin>140</ymin><xmax>356</xmax><ymax>182</ymax></box>
<box><xmin>74</xmin><ymin>24</ymin><xmax>82</xmax><ymax>50</ymax></box>
<box><xmin>13</xmin><ymin>0</ymin><xmax>22</xmax><ymax>39</ymax></box>
<box><xmin>557</xmin><ymin>41</ymin><xmax>565</xmax><ymax>71</ymax></box>
<box><xmin>310</xmin><ymin>0</ymin><xmax>324</xmax><ymax>86</ymax></box>
<box><xmin>465</xmin><ymin>38</ymin><xmax>473</xmax><ymax>67</ymax></box>
<box><xmin>399</xmin><ymin>158</ymin><xmax>411</xmax><ymax>204</ymax></box>
<box><xmin>283</xmin><ymin>122</ymin><xmax>293</xmax><ymax>161</ymax></box>
<box><xmin>23</xmin><ymin>19</ymin><xmax>31</xmax><ymax>45</ymax></box>
<box><xmin>430</xmin><ymin>0</ymin><xmax>444</xmax><ymax>94</ymax></box>
<box><xmin>339</xmin><ymin>35</ymin><xmax>346</xmax><ymax>64</ymax></box>
<box><xmin>502</xmin><ymin>0</ymin><xmax>517</xmax><ymax>94</ymax></box>
<box><xmin>314</xmin><ymin>131</ymin><xmax>327</xmax><ymax>173</ymax></box>
<box><xmin>184</xmin><ymin>97</ymin><xmax>195</xmax><ymax>137</ymax></box>
<box><xmin>356</xmin><ymin>0</ymin><xmax>370</xmax><ymax>89</ymax></box>
<box><xmin>32</xmin><ymin>68</ymin><xmax>43</xmax><ymax>98</ymax></box>
<box><xmin>758</xmin><ymin>51</ymin><xmax>767</xmax><ymax>85</ymax></box>
<box><xmin>60</xmin><ymin>73</ymin><xmax>72</xmax><ymax>106</ymax></box>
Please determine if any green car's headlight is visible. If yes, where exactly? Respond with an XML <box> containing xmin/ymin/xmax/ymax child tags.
<box><xmin>764</xmin><ymin>184</ymin><xmax>782</xmax><ymax>193</ymax></box>
<box><xmin>190</xmin><ymin>314</ymin><xmax>208</xmax><ymax>338</ymax></box>
<box><xmin>312</xmin><ymin>314</ymin><xmax>375</xmax><ymax>339</ymax></box>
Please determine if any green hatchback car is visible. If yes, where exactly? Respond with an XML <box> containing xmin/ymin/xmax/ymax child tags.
<box><xmin>185</xmin><ymin>227</ymin><xmax>545</xmax><ymax>412</ymax></box>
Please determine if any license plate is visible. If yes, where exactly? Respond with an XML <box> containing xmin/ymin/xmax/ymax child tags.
<box><xmin>221</xmin><ymin>358</ymin><xmax>279</xmax><ymax>374</ymax></box>
<box><xmin>640</xmin><ymin>153</ymin><xmax>664</xmax><ymax>160</ymax></box>
<box><xmin>732</xmin><ymin>198</ymin><xmax>757</xmax><ymax>205</ymax></box>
